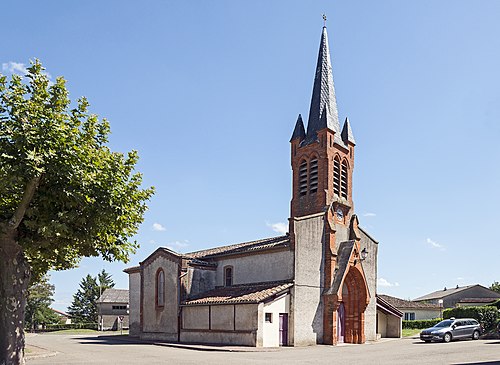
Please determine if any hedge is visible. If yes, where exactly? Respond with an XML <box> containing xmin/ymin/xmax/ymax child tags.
<box><xmin>402</xmin><ymin>319</ymin><xmax>442</xmax><ymax>329</ymax></box>
<box><xmin>40</xmin><ymin>323</ymin><xmax>98</xmax><ymax>332</ymax></box>
<box><xmin>443</xmin><ymin>306</ymin><xmax>499</xmax><ymax>330</ymax></box>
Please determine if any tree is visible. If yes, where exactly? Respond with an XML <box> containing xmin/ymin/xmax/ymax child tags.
<box><xmin>490</xmin><ymin>281</ymin><xmax>500</xmax><ymax>294</ymax></box>
<box><xmin>68</xmin><ymin>270</ymin><xmax>115</xmax><ymax>324</ymax></box>
<box><xmin>24</xmin><ymin>275</ymin><xmax>59</xmax><ymax>331</ymax></box>
<box><xmin>0</xmin><ymin>61</ymin><xmax>154</xmax><ymax>364</ymax></box>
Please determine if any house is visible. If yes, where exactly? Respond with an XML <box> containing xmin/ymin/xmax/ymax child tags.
<box><xmin>97</xmin><ymin>288</ymin><xmax>129</xmax><ymax>330</ymax></box>
<box><xmin>413</xmin><ymin>284</ymin><xmax>500</xmax><ymax>309</ymax></box>
<box><xmin>378</xmin><ymin>294</ymin><xmax>441</xmax><ymax>320</ymax></box>
<box><xmin>50</xmin><ymin>308</ymin><xmax>72</xmax><ymax>324</ymax></box>
<box><xmin>376</xmin><ymin>295</ymin><xmax>403</xmax><ymax>338</ymax></box>
<box><xmin>126</xmin><ymin>24</ymin><xmax>380</xmax><ymax>347</ymax></box>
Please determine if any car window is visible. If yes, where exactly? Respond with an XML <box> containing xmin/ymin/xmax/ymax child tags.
<box><xmin>435</xmin><ymin>320</ymin><xmax>454</xmax><ymax>328</ymax></box>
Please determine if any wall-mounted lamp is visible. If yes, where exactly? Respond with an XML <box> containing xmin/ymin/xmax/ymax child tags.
<box><xmin>360</xmin><ymin>248</ymin><xmax>368</xmax><ymax>261</ymax></box>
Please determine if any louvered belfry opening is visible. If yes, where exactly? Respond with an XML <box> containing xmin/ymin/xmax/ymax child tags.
<box><xmin>299</xmin><ymin>160</ymin><xmax>308</xmax><ymax>196</ymax></box>
<box><xmin>341</xmin><ymin>160</ymin><xmax>348</xmax><ymax>199</ymax></box>
<box><xmin>333</xmin><ymin>157</ymin><xmax>340</xmax><ymax>196</ymax></box>
<box><xmin>309</xmin><ymin>159</ymin><xmax>318</xmax><ymax>194</ymax></box>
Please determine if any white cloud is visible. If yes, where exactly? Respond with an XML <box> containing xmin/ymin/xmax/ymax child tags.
<box><xmin>2</xmin><ymin>61</ymin><xmax>52</xmax><ymax>79</ymax></box>
<box><xmin>363</xmin><ymin>212</ymin><xmax>376</xmax><ymax>217</ymax></box>
<box><xmin>378</xmin><ymin>278</ymin><xmax>400</xmax><ymax>287</ymax></box>
<box><xmin>166</xmin><ymin>240</ymin><xmax>189</xmax><ymax>251</ymax></box>
<box><xmin>2</xmin><ymin>61</ymin><xmax>28</xmax><ymax>75</ymax></box>
<box><xmin>152</xmin><ymin>223</ymin><xmax>166</xmax><ymax>231</ymax></box>
<box><xmin>266</xmin><ymin>221</ymin><xmax>288</xmax><ymax>235</ymax></box>
<box><xmin>426</xmin><ymin>238</ymin><xmax>445</xmax><ymax>251</ymax></box>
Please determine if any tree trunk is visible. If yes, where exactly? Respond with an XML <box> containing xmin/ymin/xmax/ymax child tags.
<box><xmin>0</xmin><ymin>228</ymin><xmax>30</xmax><ymax>365</ymax></box>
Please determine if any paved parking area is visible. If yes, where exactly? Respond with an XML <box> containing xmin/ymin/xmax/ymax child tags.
<box><xmin>26</xmin><ymin>334</ymin><xmax>500</xmax><ymax>365</ymax></box>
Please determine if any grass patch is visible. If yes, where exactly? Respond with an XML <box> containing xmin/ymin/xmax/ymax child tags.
<box><xmin>402</xmin><ymin>328</ymin><xmax>421</xmax><ymax>337</ymax></box>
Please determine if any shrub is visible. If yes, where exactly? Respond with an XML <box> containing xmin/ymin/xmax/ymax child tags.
<box><xmin>40</xmin><ymin>323</ymin><xmax>98</xmax><ymax>332</ymax></box>
<box><xmin>403</xmin><ymin>319</ymin><xmax>442</xmax><ymax>329</ymax></box>
<box><xmin>443</xmin><ymin>306</ymin><xmax>499</xmax><ymax>330</ymax></box>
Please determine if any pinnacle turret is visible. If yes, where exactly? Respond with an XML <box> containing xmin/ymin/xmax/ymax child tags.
<box><xmin>341</xmin><ymin>117</ymin><xmax>355</xmax><ymax>145</ymax></box>
<box><xmin>290</xmin><ymin>114</ymin><xmax>306</xmax><ymax>142</ymax></box>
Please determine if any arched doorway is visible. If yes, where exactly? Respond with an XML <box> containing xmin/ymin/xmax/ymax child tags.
<box><xmin>340</xmin><ymin>266</ymin><xmax>368</xmax><ymax>344</ymax></box>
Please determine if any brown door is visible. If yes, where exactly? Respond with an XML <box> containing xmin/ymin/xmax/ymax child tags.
<box><xmin>279</xmin><ymin>313</ymin><xmax>288</xmax><ymax>346</ymax></box>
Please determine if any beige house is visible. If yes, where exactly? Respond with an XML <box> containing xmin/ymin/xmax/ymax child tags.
<box><xmin>97</xmin><ymin>288</ymin><xmax>129</xmax><ymax>330</ymax></box>
<box><xmin>126</xmin><ymin>25</ymin><xmax>380</xmax><ymax>347</ymax></box>
<box><xmin>378</xmin><ymin>294</ymin><xmax>441</xmax><ymax>320</ymax></box>
<box><xmin>414</xmin><ymin>285</ymin><xmax>500</xmax><ymax>309</ymax></box>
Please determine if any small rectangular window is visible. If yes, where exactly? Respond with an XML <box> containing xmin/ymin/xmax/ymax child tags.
<box><xmin>265</xmin><ymin>313</ymin><xmax>272</xmax><ymax>323</ymax></box>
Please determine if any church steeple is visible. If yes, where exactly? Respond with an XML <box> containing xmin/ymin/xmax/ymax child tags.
<box><xmin>304</xmin><ymin>26</ymin><xmax>340</xmax><ymax>145</ymax></box>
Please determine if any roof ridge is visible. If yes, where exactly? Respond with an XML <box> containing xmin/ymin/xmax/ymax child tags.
<box><xmin>185</xmin><ymin>234</ymin><xmax>289</xmax><ymax>258</ymax></box>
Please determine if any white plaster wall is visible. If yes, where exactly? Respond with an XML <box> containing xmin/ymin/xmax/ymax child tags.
<box><xmin>291</xmin><ymin>214</ymin><xmax>324</xmax><ymax>346</ymax></box>
<box><xmin>214</xmin><ymin>250</ymin><xmax>293</xmax><ymax>286</ymax></box>
<box><xmin>359</xmin><ymin>229</ymin><xmax>378</xmax><ymax>342</ymax></box>
<box><xmin>377</xmin><ymin>312</ymin><xmax>388</xmax><ymax>338</ymax></box>
<box><xmin>182</xmin><ymin>306</ymin><xmax>209</xmax><ymax>330</ymax></box>
<box><xmin>413</xmin><ymin>309</ymin><xmax>442</xmax><ymax>320</ymax></box>
<box><xmin>128</xmin><ymin>271</ymin><xmax>141</xmax><ymax>336</ymax></box>
<box><xmin>141</xmin><ymin>255</ymin><xmax>179</xmax><ymax>340</ymax></box>
<box><xmin>262</xmin><ymin>294</ymin><xmax>290</xmax><ymax>347</ymax></box>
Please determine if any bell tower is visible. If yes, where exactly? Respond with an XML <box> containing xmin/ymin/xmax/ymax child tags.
<box><xmin>289</xmin><ymin>25</ymin><xmax>356</xmax><ymax>232</ymax></box>
<box><xmin>289</xmin><ymin>24</ymin><xmax>370</xmax><ymax>347</ymax></box>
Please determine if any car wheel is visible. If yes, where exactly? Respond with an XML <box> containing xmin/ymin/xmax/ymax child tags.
<box><xmin>443</xmin><ymin>333</ymin><xmax>452</xmax><ymax>343</ymax></box>
<box><xmin>472</xmin><ymin>330</ymin><xmax>480</xmax><ymax>340</ymax></box>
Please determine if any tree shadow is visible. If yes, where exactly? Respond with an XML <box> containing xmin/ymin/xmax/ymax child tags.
<box><xmin>75</xmin><ymin>335</ymin><xmax>147</xmax><ymax>346</ymax></box>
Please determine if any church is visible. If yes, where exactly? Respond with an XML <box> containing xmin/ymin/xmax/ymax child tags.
<box><xmin>125</xmin><ymin>25</ymin><xmax>385</xmax><ymax>347</ymax></box>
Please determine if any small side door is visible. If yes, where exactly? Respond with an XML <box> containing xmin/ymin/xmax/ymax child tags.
<box><xmin>279</xmin><ymin>313</ymin><xmax>288</xmax><ymax>346</ymax></box>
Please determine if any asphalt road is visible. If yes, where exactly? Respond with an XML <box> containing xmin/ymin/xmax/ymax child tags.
<box><xmin>26</xmin><ymin>334</ymin><xmax>500</xmax><ymax>365</ymax></box>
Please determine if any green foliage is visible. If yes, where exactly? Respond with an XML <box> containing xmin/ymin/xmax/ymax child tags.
<box><xmin>490</xmin><ymin>281</ymin><xmax>500</xmax><ymax>294</ymax></box>
<box><xmin>402</xmin><ymin>319</ymin><xmax>442</xmax><ymax>330</ymax></box>
<box><xmin>42</xmin><ymin>323</ymin><xmax>98</xmax><ymax>332</ymax></box>
<box><xmin>24</xmin><ymin>275</ymin><xmax>59</xmax><ymax>330</ymax></box>
<box><xmin>0</xmin><ymin>60</ymin><xmax>154</xmax><ymax>280</ymax></box>
<box><xmin>68</xmin><ymin>270</ymin><xmax>115</xmax><ymax>324</ymax></box>
<box><xmin>443</xmin><ymin>306</ymin><xmax>499</xmax><ymax>330</ymax></box>
<box><xmin>490</xmin><ymin>299</ymin><xmax>500</xmax><ymax>309</ymax></box>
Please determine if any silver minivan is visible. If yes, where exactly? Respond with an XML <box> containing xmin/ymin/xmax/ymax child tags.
<box><xmin>420</xmin><ymin>318</ymin><xmax>481</xmax><ymax>343</ymax></box>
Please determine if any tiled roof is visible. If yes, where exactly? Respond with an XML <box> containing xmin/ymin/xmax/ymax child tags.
<box><xmin>182</xmin><ymin>281</ymin><xmax>293</xmax><ymax>305</ymax></box>
<box><xmin>98</xmin><ymin>289</ymin><xmax>129</xmax><ymax>304</ymax></box>
<box><xmin>376</xmin><ymin>295</ymin><xmax>403</xmax><ymax>317</ymax></box>
<box><xmin>378</xmin><ymin>294</ymin><xmax>440</xmax><ymax>310</ymax></box>
<box><xmin>186</xmin><ymin>235</ymin><xmax>290</xmax><ymax>260</ymax></box>
<box><xmin>413</xmin><ymin>285</ymin><xmax>478</xmax><ymax>301</ymax></box>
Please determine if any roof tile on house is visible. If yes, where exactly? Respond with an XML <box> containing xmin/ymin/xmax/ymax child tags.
<box><xmin>182</xmin><ymin>280</ymin><xmax>293</xmax><ymax>306</ymax></box>
<box><xmin>98</xmin><ymin>289</ymin><xmax>129</xmax><ymax>304</ymax></box>
<box><xmin>186</xmin><ymin>235</ymin><xmax>290</xmax><ymax>259</ymax></box>
<box><xmin>413</xmin><ymin>285</ymin><xmax>479</xmax><ymax>301</ymax></box>
<box><xmin>378</xmin><ymin>294</ymin><xmax>440</xmax><ymax>309</ymax></box>
<box><xmin>458</xmin><ymin>298</ymin><xmax>500</xmax><ymax>304</ymax></box>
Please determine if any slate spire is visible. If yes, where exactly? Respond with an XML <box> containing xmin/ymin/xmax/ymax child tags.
<box><xmin>341</xmin><ymin>117</ymin><xmax>355</xmax><ymax>145</ymax></box>
<box><xmin>290</xmin><ymin>114</ymin><xmax>306</xmax><ymax>142</ymax></box>
<box><xmin>304</xmin><ymin>26</ymin><xmax>340</xmax><ymax>145</ymax></box>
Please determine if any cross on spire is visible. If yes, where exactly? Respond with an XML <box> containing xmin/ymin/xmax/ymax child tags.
<box><xmin>322</xmin><ymin>14</ymin><xmax>327</xmax><ymax>27</ymax></box>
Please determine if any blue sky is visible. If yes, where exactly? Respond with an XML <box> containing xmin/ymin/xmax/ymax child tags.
<box><xmin>2</xmin><ymin>1</ymin><xmax>500</xmax><ymax>311</ymax></box>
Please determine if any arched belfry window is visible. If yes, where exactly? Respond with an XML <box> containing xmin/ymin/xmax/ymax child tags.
<box><xmin>224</xmin><ymin>266</ymin><xmax>233</xmax><ymax>286</ymax></box>
<box><xmin>156</xmin><ymin>269</ymin><xmax>165</xmax><ymax>307</ymax></box>
<box><xmin>341</xmin><ymin>160</ymin><xmax>348</xmax><ymax>199</ymax></box>
<box><xmin>309</xmin><ymin>158</ymin><xmax>318</xmax><ymax>194</ymax></box>
<box><xmin>299</xmin><ymin>160</ymin><xmax>308</xmax><ymax>196</ymax></box>
<box><xmin>333</xmin><ymin>157</ymin><xmax>341</xmax><ymax>196</ymax></box>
